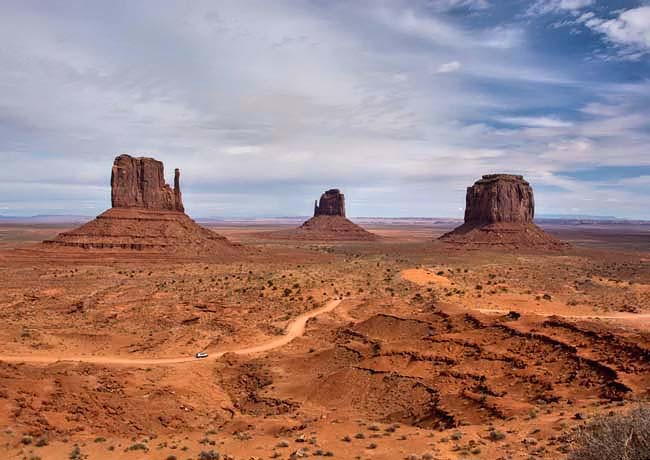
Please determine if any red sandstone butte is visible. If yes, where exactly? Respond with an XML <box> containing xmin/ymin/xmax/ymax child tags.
<box><xmin>111</xmin><ymin>154</ymin><xmax>184</xmax><ymax>212</ymax></box>
<box><xmin>267</xmin><ymin>188</ymin><xmax>377</xmax><ymax>241</ymax></box>
<box><xmin>440</xmin><ymin>174</ymin><xmax>566</xmax><ymax>249</ymax></box>
<box><xmin>314</xmin><ymin>189</ymin><xmax>346</xmax><ymax>217</ymax></box>
<box><xmin>43</xmin><ymin>154</ymin><xmax>237</xmax><ymax>255</ymax></box>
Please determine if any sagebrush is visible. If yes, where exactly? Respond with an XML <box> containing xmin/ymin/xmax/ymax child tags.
<box><xmin>569</xmin><ymin>406</ymin><xmax>650</xmax><ymax>460</ymax></box>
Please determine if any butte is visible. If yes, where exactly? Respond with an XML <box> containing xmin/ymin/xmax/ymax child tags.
<box><xmin>44</xmin><ymin>154</ymin><xmax>238</xmax><ymax>255</ymax></box>
<box><xmin>269</xmin><ymin>189</ymin><xmax>377</xmax><ymax>241</ymax></box>
<box><xmin>439</xmin><ymin>174</ymin><xmax>566</xmax><ymax>249</ymax></box>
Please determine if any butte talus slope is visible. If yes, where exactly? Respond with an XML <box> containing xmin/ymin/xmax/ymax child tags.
<box><xmin>440</xmin><ymin>174</ymin><xmax>566</xmax><ymax>249</ymax></box>
<box><xmin>44</xmin><ymin>154</ymin><xmax>237</xmax><ymax>254</ymax></box>
<box><xmin>270</xmin><ymin>189</ymin><xmax>378</xmax><ymax>241</ymax></box>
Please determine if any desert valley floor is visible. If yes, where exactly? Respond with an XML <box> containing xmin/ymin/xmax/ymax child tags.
<box><xmin>0</xmin><ymin>221</ymin><xmax>649</xmax><ymax>460</ymax></box>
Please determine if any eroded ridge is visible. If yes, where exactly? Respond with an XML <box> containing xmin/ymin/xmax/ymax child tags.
<box><xmin>292</xmin><ymin>310</ymin><xmax>648</xmax><ymax>428</ymax></box>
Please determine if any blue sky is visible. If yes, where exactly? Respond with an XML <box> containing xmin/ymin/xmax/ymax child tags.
<box><xmin>1</xmin><ymin>0</ymin><xmax>649</xmax><ymax>218</ymax></box>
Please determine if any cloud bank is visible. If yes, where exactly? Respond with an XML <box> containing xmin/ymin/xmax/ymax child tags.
<box><xmin>0</xmin><ymin>0</ymin><xmax>648</xmax><ymax>219</ymax></box>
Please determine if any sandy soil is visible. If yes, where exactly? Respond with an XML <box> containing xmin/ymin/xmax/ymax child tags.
<box><xmin>1</xmin><ymin>221</ymin><xmax>649</xmax><ymax>460</ymax></box>
<box><xmin>401</xmin><ymin>268</ymin><xmax>454</xmax><ymax>287</ymax></box>
<box><xmin>0</xmin><ymin>300</ymin><xmax>342</xmax><ymax>366</ymax></box>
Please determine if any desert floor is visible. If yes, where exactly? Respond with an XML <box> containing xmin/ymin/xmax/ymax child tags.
<box><xmin>0</xmin><ymin>221</ymin><xmax>649</xmax><ymax>460</ymax></box>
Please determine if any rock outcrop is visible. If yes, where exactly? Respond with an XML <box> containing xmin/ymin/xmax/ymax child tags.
<box><xmin>111</xmin><ymin>154</ymin><xmax>184</xmax><ymax>212</ymax></box>
<box><xmin>463</xmin><ymin>174</ymin><xmax>533</xmax><ymax>225</ymax></box>
<box><xmin>440</xmin><ymin>174</ymin><xmax>566</xmax><ymax>249</ymax></box>
<box><xmin>314</xmin><ymin>189</ymin><xmax>346</xmax><ymax>217</ymax></box>
<box><xmin>44</xmin><ymin>154</ymin><xmax>237</xmax><ymax>255</ymax></box>
<box><xmin>266</xmin><ymin>188</ymin><xmax>377</xmax><ymax>241</ymax></box>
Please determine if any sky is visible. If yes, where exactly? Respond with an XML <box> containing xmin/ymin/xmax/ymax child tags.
<box><xmin>1</xmin><ymin>0</ymin><xmax>649</xmax><ymax>219</ymax></box>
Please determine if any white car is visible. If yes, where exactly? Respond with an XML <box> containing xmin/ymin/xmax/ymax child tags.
<box><xmin>195</xmin><ymin>352</ymin><xmax>208</xmax><ymax>359</ymax></box>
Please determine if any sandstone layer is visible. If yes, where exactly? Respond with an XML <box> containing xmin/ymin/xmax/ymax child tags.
<box><xmin>44</xmin><ymin>155</ymin><xmax>237</xmax><ymax>255</ymax></box>
<box><xmin>440</xmin><ymin>174</ymin><xmax>565</xmax><ymax>249</ymax></box>
<box><xmin>44</xmin><ymin>208</ymin><xmax>236</xmax><ymax>253</ymax></box>
<box><xmin>291</xmin><ymin>215</ymin><xmax>378</xmax><ymax>240</ymax></box>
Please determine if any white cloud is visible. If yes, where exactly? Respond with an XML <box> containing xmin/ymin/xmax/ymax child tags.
<box><xmin>555</xmin><ymin>6</ymin><xmax>650</xmax><ymax>60</ymax></box>
<box><xmin>480</xmin><ymin>26</ymin><xmax>524</xmax><ymax>49</ymax></box>
<box><xmin>428</xmin><ymin>0</ymin><xmax>491</xmax><ymax>12</ymax></box>
<box><xmin>576</xmin><ymin>11</ymin><xmax>596</xmax><ymax>23</ymax></box>
<box><xmin>436</xmin><ymin>60</ymin><xmax>462</xmax><ymax>73</ymax></box>
<box><xmin>618</xmin><ymin>175</ymin><xmax>650</xmax><ymax>187</ymax></box>
<box><xmin>588</xmin><ymin>6</ymin><xmax>650</xmax><ymax>55</ymax></box>
<box><xmin>0</xmin><ymin>1</ymin><xmax>648</xmax><ymax>218</ymax></box>
<box><xmin>223</xmin><ymin>146</ymin><xmax>263</xmax><ymax>156</ymax></box>
<box><xmin>498</xmin><ymin>116</ymin><xmax>574</xmax><ymax>128</ymax></box>
<box><xmin>541</xmin><ymin>138</ymin><xmax>593</xmax><ymax>163</ymax></box>
<box><xmin>379</xmin><ymin>8</ymin><xmax>523</xmax><ymax>50</ymax></box>
<box><xmin>528</xmin><ymin>0</ymin><xmax>594</xmax><ymax>15</ymax></box>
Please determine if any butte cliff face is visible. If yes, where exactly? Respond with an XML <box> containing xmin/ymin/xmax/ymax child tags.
<box><xmin>464</xmin><ymin>174</ymin><xmax>533</xmax><ymax>225</ymax></box>
<box><xmin>44</xmin><ymin>154</ymin><xmax>237</xmax><ymax>255</ymax></box>
<box><xmin>441</xmin><ymin>174</ymin><xmax>565</xmax><ymax>249</ymax></box>
<box><xmin>111</xmin><ymin>154</ymin><xmax>184</xmax><ymax>212</ymax></box>
<box><xmin>314</xmin><ymin>189</ymin><xmax>346</xmax><ymax>217</ymax></box>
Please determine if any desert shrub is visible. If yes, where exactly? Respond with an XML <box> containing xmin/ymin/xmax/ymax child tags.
<box><xmin>568</xmin><ymin>406</ymin><xmax>650</xmax><ymax>460</ymax></box>
<box><xmin>198</xmin><ymin>451</ymin><xmax>220</xmax><ymax>460</ymax></box>
<box><xmin>34</xmin><ymin>437</ymin><xmax>48</xmax><ymax>447</ymax></box>
<box><xmin>68</xmin><ymin>446</ymin><xmax>82</xmax><ymax>460</ymax></box>
<box><xmin>126</xmin><ymin>442</ymin><xmax>148</xmax><ymax>452</ymax></box>
<box><xmin>488</xmin><ymin>430</ymin><xmax>506</xmax><ymax>441</ymax></box>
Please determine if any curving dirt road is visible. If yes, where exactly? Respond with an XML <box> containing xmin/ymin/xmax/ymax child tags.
<box><xmin>0</xmin><ymin>299</ymin><xmax>342</xmax><ymax>367</ymax></box>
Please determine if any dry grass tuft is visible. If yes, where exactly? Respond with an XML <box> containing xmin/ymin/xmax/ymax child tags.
<box><xmin>569</xmin><ymin>406</ymin><xmax>650</xmax><ymax>460</ymax></box>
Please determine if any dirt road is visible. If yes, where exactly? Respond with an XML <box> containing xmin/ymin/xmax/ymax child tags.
<box><xmin>0</xmin><ymin>299</ymin><xmax>342</xmax><ymax>366</ymax></box>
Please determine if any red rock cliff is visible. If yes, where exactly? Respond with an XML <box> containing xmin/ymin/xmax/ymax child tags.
<box><xmin>110</xmin><ymin>154</ymin><xmax>184</xmax><ymax>212</ymax></box>
<box><xmin>314</xmin><ymin>189</ymin><xmax>346</xmax><ymax>217</ymax></box>
<box><xmin>464</xmin><ymin>174</ymin><xmax>534</xmax><ymax>225</ymax></box>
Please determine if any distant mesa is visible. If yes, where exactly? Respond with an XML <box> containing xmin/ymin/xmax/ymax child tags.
<box><xmin>440</xmin><ymin>174</ymin><xmax>566</xmax><ymax>249</ymax></box>
<box><xmin>268</xmin><ymin>188</ymin><xmax>378</xmax><ymax>241</ymax></box>
<box><xmin>44</xmin><ymin>154</ymin><xmax>238</xmax><ymax>254</ymax></box>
